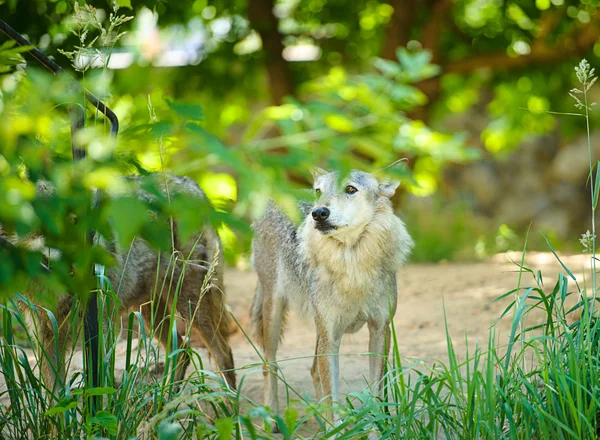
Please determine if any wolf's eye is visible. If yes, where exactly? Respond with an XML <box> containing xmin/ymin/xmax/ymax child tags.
<box><xmin>315</xmin><ymin>188</ymin><xmax>321</xmax><ymax>196</ymax></box>
<box><xmin>345</xmin><ymin>185</ymin><xmax>358</xmax><ymax>194</ymax></box>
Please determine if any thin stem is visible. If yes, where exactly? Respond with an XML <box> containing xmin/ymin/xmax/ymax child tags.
<box><xmin>584</xmin><ymin>79</ymin><xmax>597</xmax><ymax>315</ymax></box>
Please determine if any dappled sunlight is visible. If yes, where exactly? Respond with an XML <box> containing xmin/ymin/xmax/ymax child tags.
<box><xmin>492</xmin><ymin>251</ymin><xmax>593</xmax><ymax>270</ymax></box>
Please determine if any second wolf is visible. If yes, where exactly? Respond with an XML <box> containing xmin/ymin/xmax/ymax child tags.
<box><xmin>251</xmin><ymin>168</ymin><xmax>413</xmax><ymax>419</ymax></box>
<box><xmin>17</xmin><ymin>174</ymin><xmax>236</xmax><ymax>393</ymax></box>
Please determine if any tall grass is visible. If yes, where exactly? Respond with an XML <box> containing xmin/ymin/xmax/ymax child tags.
<box><xmin>1</xmin><ymin>60</ymin><xmax>600</xmax><ymax>439</ymax></box>
<box><xmin>0</xmin><ymin>249</ymin><xmax>240</xmax><ymax>439</ymax></box>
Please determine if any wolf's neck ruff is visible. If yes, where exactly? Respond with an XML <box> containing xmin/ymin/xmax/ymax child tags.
<box><xmin>299</xmin><ymin>201</ymin><xmax>410</xmax><ymax>295</ymax></box>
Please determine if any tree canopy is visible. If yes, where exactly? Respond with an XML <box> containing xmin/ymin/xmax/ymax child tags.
<box><xmin>2</xmin><ymin>0</ymin><xmax>597</xmax><ymax>147</ymax></box>
<box><xmin>0</xmin><ymin>0</ymin><xmax>598</xmax><ymax>289</ymax></box>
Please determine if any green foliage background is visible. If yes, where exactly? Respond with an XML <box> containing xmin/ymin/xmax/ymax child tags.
<box><xmin>0</xmin><ymin>0</ymin><xmax>599</xmax><ymax>288</ymax></box>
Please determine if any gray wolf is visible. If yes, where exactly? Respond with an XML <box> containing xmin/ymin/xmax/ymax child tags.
<box><xmin>251</xmin><ymin>168</ymin><xmax>413</xmax><ymax>420</ymax></box>
<box><xmin>11</xmin><ymin>173</ymin><xmax>236</xmax><ymax>394</ymax></box>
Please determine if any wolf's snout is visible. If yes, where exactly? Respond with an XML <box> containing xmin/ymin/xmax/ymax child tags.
<box><xmin>312</xmin><ymin>207</ymin><xmax>330</xmax><ymax>222</ymax></box>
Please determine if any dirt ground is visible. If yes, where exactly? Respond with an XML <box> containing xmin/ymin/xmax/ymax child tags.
<box><xmin>223</xmin><ymin>252</ymin><xmax>591</xmax><ymax>405</ymax></box>
<box><xmin>7</xmin><ymin>252</ymin><xmax>593</xmax><ymax>411</ymax></box>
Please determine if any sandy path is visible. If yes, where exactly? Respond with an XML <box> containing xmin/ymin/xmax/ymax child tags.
<box><xmin>224</xmin><ymin>252</ymin><xmax>590</xmax><ymax>406</ymax></box>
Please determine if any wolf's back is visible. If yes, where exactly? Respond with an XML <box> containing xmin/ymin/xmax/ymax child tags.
<box><xmin>112</xmin><ymin>174</ymin><xmax>234</xmax><ymax>337</ymax></box>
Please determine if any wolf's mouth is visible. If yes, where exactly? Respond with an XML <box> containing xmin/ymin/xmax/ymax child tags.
<box><xmin>315</xmin><ymin>222</ymin><xmax>338</xmax><ymax>233</ymax></box>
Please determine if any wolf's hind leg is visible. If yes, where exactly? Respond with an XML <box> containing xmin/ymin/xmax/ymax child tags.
<box><xmin>141</xmin><ymin>302</ymin><xmax>191</xmax><ymax>388</ymax></box>
<box><xmin>263</xmin><ymin>293</ymin><xmax>287</xmax><ymax>413</ymax></box>
<box><xmin>33</xmin><ymin>295</ymin><xmax>72</xmax><ymax>400</ymax></box>
<box><xmin>39</xmin><ymin>317</ymin><xmax>66</xmax><ymax>398</ymax></box>
<box><xmin>367</xmin><ymin>318</ymin><xmax>391</xmax><ymax>393</ymax></box>
<box><xmin>206</xmin><ymin>332</ymin><xmax>235</xmax><ymax>389</ymax></box>
<box><xmin>178</xmin><ymin>286</ymin><xmax>236</xmax><ymax>389</ymax></box>
<box><xmin>194</xmin><ymin>315</ymin><xmax>236</xmax><ymax>389</ymax></box>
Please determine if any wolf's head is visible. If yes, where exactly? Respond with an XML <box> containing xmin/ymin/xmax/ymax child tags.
<box><xmin>308</xmin><ymin>168</ymin><xmax>399</xmax><ymax>244</ymax></box>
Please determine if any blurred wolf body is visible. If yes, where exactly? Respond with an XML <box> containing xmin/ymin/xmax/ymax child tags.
<box><xmin>4</xmin><ymin>174</ymin><xmax>236</xmax><ymax>393</ymax></box>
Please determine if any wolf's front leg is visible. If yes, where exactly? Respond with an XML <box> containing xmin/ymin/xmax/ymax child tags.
<box><xmin>367</xmin><ymin>318</ymin><xmax>391</xmax><ymax>391</ymax></box>
<box><xmin>314</xmin><ymin>313</ymin><xmax>342</xmax><ymax>422</ymax></box>
<box><xmin>310</xmin><ymin>333</ymin><xmax>322</xmax><ymax>399</ymax></box>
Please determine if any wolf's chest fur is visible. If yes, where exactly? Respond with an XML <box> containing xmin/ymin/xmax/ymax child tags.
<box><xmin>297</xmin><ymin>212</ymin><xmax>409</xmax><ymax>324</ymax></box>
<box><xmin>310</xmin><ymin>238</ymin><xmax>382</xmax><ymax>295</ymax></box>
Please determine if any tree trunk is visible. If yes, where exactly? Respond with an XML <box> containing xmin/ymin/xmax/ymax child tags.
<box><xmin>381</xmin><ymin>0</ymin><xmax>415</xmax><ymax>60</ymax></box>
<box><xmin>382</xmin><ymin>0</ymin><xmax>453</xmax><ymax>121</ymax></box>
<box><xmin>410</xmin><ymin>0</ymin><xmax>454</xmax><ymax>121</ymax></box>
<box><xmin>248</xmin><ymin>0</ymin><xmax>295</xmax><ymax>105</ymax></box>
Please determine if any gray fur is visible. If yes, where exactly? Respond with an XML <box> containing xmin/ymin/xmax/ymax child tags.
<box><xmin>251</xmin><ymin>169</ymin><xmax>413</xmax><ymax>417</ymax></box>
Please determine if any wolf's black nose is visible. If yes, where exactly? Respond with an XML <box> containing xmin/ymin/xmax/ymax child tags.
<box><xmin>312</xmin><ymin>207</ymin><xmax>330</xmax><ymax>222</ymax></box>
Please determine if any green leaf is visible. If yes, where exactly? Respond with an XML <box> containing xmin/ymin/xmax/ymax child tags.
<box><xmin>119</xmin><ymin>123</ymin><xmax>153</xmax><ymax>140</ymax></box>
<box><xmin>324</xmin><ymin>114</ymin><xmax>354</xmax><ymax>133</ymax></box>
<box><xmin>396</xmin><ymin>48</ymin><xmax>440</xmax><ymax>81</ymax></box>
<box><xmin>503</xmin><ymin>287</ymin><xmax>532</xmax><ymax>370</ymax></box>
<box><xmin>391</xmin><ymin>84</ymin><xmax>424</xmax><ymax>105</ymax></box>
<box><xmin>0</xmin><ymin>40</ymin><xmax>16</xmax><ymax>51</ymax></box>
<box><xmin>116</xmin><ymin>0</ymin><xmax>132</xmax><ymax>8</ymax></box>
<box><xmin>158</xmin><ymin>420</ymin><xmax>183</xmax><ymax>440</ymax></box>
<box><xmin>169</xmin><ymin>196</ymin><xmax>210</xmax><ymax>243</ymax></box>
<box><xmin>84</xmin><ymin>386</ymin><xmax>117</xmax><ymax>397</ymax></box>
<box><xmin>216</xmin><ymin>417</ymin><xmax>233</xmax><ymax>439</ymax></box>
<box><xmin>273</xmin><ymin>415</ymin><xmax>292</xmax><ymax>438</ymax></box>
<box><xmin>195</xmin><ymin>424</ymin><xmax>206</xmax><ymax>440</ymax></box>
<box><xmin>45</xmin><ymin>400</ymin><xmax>78</xmax><ymax>416</ymax></box>
<box><xmin>542</xmin><ymin>233</ymin><xmax>577</xmax><ymax>281</ymax></box>
<box><xmin>166</xmin><ymin>98</ymin><xmax>204</xmax><ymax>121</ymax></box>
<box><xmin>536</xmin><ymin>0</ymin><xmax>550</xmax><ymax>10</ymax></box>
<box><xmin>284</xmin><ymin>406</ymin><xmax>298</xmax><ymax>436</ymax></box>
<box><xmin>140</xmin><ymin>220</ymin><xmax>172</xmax><ymax>252</ymax></box>
<box><xmin>188</xmin><ymin>124</ymin><xmax>227</xmax><ymax>150</ymax></box>
<box><xmin>107</xmin><ymin>197</ymin><xmax>148</xmax><ymax>248</ymax></box>
<box><xmin>373</xmin><ymin>57</ymin><xmax>401</xmax><ymax>78</ymax></box>
<box><xmin>0</xmin><ymin>40</ymin><xmax>34</xmax><ymax>66</ymax></box>
<box><xmin>187</xmin><ymin>124</ymin><xmax>247</xmax><ymax>169</ymax></box>
<box><xmin>55</xmin><ymin>1</ymin><xmax>67</xmax><ymax>14</ymax></box>
<box><xmin>150</xmin><ymin>121</ymin><xmax>176</xmax><ymax>138</ymax></box>
<box><xmin>91</xmin><ymin>411</ymin><xmax>118</xmax><ymax>436</ymax></box>
<box><xmin>264</xmin><ymin>104</ymin><xmax>298</xmax><ymax>120</ymax></box>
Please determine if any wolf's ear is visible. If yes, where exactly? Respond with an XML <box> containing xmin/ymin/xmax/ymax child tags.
<box><xmin>378</xmin><ymin>180</ymin><xmax>400</xmax><ymax>198</ymax></box>
<box><xmin>309</xmin><ymin>167</ymin><xmax>328</xmax><ymax>181</ymax></box>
